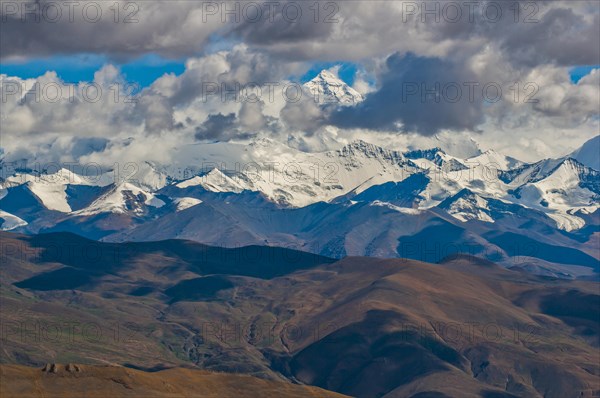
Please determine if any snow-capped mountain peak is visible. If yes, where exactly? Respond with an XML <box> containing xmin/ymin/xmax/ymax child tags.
<box><xmin>304</xmin><ymin>70</ymin><xmax>364</xmax><ymax>105</ymax></box>
<box><xmin>465</xmin><ymin>149</ymin><xmax>522</xmax><ymax>171</ymax></box>
<box><xmin>4</xmin><ymin>168</ymin><xmax>94</xmax><ymax>213</ymax></box>
<box><xmin>74</xmin><ymin>181</ymin><xmax>165</xmax><ymax>216</ymax></box>
<box><xmin>439</xmin><ymin>189</ymin><xmax>494</xmax><ymax>223</ymax></box>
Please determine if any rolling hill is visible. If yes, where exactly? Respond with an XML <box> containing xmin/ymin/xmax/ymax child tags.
<box><xmin>1</xmin><ymin>231</ymin><xmax>598</xmax><ymax>397</ymax></box>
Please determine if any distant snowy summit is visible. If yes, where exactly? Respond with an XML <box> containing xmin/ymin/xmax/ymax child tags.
<box><xmin>569</xmin><ymin>135</ymin><xmax>600</xmax><ymax>171</ymax></box>
<box><xmin>303</xmin><ymin>70</ymin><xmax>364</xmax><ymax>105</ymax></box>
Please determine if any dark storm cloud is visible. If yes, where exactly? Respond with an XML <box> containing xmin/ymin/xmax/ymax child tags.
<box><xmin>194</xmin><ymin>113</ymin><xmax>253</xmax><ymax>141</ymax></box>
<box><xmin>329</xmin><ymin>53</ymin><xmax>485</xmax><ymax>135</ymax></box>
<box><xmin>71</xmin><ymin>137</ymin><xmax>109</xmax><ymax>157</ymax></box>
<box><xmin>195</xmin><ymin>113</ymin><xmax>236</xmax><ymax>140</ymax></box>
<box><xmin>0</xmin><ymin>1</ymin><xmax>217</xmax><ymax>60</ymax></box>
<box><xmin>0</xmin><ymin>0</ymin><xmax>333</xmax><ymax>61</ymax></box>
<box><xmin>501</xmin><ymin>8</ymin><xmax>600</xmax><ymax>67</ymax></box>
<box><xmin>230</xmin><ymin>0</ymin><xmax>334</xmax><ymax>45</ymax></box>
<box><xmin>2</xmin><ymin>0</ymin><xmax>597</xmax><ymax>70</ymax></box>
<box><xmin>410</xmin><ymin>1</ymin><xmax>599</xmax><ymax>68</ymax></box>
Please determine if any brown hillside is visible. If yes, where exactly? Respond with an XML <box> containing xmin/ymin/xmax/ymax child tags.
<box><xmin>0</xmin><ymin>364</ymin><xmax>348</xmax><ymax>398</ymax></box>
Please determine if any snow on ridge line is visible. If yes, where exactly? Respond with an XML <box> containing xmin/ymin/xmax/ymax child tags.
<box><xmin>176</xmin><ymin>168</ymin><xmax>247</xmax><ymax>193</ymax></box>
<box><xmin>0</xmin><ymin>210</ymin><xmax>28</xmax><ymax>230</ymax></box>
<box><xmin>174</xmin><ymin>197</ymin><xmax>203</xmax><ymax>211</ymax></box>
<box><xmin>6</xmin><ymin>168</ymin><xmax>98</xmax><ymax>186</ymax></box>
<box><xmin>369</xmin><ymin>200</ymin><xmax>422</xmax><ymax>215</ymax></box>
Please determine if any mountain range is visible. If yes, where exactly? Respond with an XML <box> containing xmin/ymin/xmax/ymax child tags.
<box><xmin>1</xmin><ymin>133</ymin><xmax>598</xmax><ymax>279</ymax></box>
<box><xmin>1</xmin><ymin>72</ymin><xmax>598</xmax><ymax>279</ymax></box>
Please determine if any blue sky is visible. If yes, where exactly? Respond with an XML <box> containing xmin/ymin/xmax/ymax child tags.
<box><xmin>0</xmin><ymin>54</ymin><xmax>186</xmax><ymax>87</ymax></box>
<box><xmin>300</xmin><ymin>62</ymin><xmax>360</xmax><ymax>85</ymax></box>
<box><xmin>570</xmin><ymin>65</ymin><xmax>599</xmax><ymax>83</ymax></box>
<box><xmin>1</xmin><ymin>55</ymin><xmax>366</xmax><ymax>87</ymax></box>
<box><xmin>3</xmin><ymin>54</ymin><xmax>597</xmax><ymax>90</ymax></box>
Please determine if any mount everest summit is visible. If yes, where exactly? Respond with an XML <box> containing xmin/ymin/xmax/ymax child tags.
<box><xmin>304</xmin><ymin>70</ymin><xmax>364</xmax><ymax>105</ymax></box>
